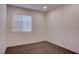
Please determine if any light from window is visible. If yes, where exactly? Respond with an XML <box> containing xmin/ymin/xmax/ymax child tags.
<box><xmin>12</xmin><ymin>14</ymin><xmax>32</xmax><ymax>32</ymax></box>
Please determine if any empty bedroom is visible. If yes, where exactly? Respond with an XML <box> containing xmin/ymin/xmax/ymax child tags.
<box><xmin>0</xmin><ymin>4</ymin><xmax>79</xmax><ymax>54</ymax></box>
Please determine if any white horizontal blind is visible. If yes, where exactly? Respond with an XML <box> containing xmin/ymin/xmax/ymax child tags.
<box><xmin>12</xmin><ymin>14</ymin><xmax>32</xmax><ymax>32</ymax></box>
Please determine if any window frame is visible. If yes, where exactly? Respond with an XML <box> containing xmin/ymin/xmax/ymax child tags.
<box><xmin>12</xmin><ymin>14</ymin><xmax>32</xmax><ymax>32</ymax></box>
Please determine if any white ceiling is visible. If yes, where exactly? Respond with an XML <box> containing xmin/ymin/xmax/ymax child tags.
<box><xmin>9</xmin><ymin>4</ymin><xmax>65</xmax><ymax>13</ymax></box>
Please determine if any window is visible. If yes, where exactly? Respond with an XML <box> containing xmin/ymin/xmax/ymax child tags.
<box><xmin>12</xmin><ymin>14</ymin><xmax>32</xmax><ymax>32</ymax></box>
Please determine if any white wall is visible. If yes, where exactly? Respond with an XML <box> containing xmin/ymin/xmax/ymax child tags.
<box><xmin>0</xmin><ymin>5</ymin><xmax>7</xmax><ymax>53</ymax></box>
<box><xmin>46</xmin><ymin>5</ymin><xmax>79</xmax><ymax>53</ymax></box>
<box><xmin>7</xmin><ymin>5</ymin><xmax>46</xmax><ymax>47</ymax></box>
